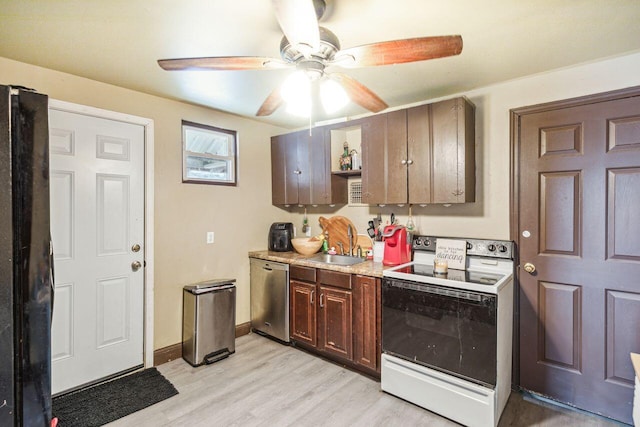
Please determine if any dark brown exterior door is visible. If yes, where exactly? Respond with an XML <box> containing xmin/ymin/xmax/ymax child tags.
<box><xmin>515</xmin><ymin>91</ymin><xmax>640</xmax><ymax>424</ymax></box>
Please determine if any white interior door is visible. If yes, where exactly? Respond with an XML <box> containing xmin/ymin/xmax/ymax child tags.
<box><xmin>49</xmin><ymin>108</ymin><xmax>145</xmax><ymax>395</ymax></box>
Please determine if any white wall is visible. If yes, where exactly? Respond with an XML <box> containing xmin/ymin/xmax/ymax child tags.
<box><xmin>284</xmin><ymin>52</ymin><xmax>640</xmax><ymax>242</ymax></box>
<box><xmin>0</xmin><ymin>56</ymin><xmax>287</xmax><ymax>349</ymax></box>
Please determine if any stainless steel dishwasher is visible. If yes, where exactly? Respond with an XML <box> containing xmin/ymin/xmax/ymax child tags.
<box><xmin>250</xmin><ymin>259</ymin><xmax>289</xmax><ymax>343</ymax></box>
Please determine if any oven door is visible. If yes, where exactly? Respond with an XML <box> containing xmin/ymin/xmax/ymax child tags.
<box><xmin>382</xmin><ymin>277</ymin><xmax>497</xmax><ymax>387</ymax></box>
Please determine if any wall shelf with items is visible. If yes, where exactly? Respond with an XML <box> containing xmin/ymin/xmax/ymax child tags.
<box><xmin>329</xmin><ymin>124</ymin><xmax>363</xmax><ymax>175</ymax></box>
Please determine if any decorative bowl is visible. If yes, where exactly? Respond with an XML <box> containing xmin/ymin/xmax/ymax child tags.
<box><xmin>291</xmin><ymin>237</ymin><xmax>323</xmax><ymax>256</ymax></box>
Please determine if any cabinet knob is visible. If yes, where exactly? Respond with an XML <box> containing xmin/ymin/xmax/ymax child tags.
<box><xmin>407</xmin><ymin>159</ymin><xmax>414</xmax><ymax>165</ymax></box>
<box><xmin>401</xmin><ymin>159</ymin><xmax>407</xmax><ymax>165</ymax></box>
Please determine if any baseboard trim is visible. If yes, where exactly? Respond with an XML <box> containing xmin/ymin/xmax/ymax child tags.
<box><xmin>154</xmin><ymin>322</ymin><xmax>252</xmax><ymax>366</ymax></box>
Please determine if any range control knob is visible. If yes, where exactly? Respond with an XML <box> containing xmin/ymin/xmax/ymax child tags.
<box><xmin>424</xmin><ymin>239</ymin><xmax>431</xmax><ymax>246</ymax></box>
<box><xmin>498</xmin><ymin>244</ymin><xmax>507</xmax><ymax>253</ymax></box>
<box><xmin>466</xmin><ymin>242</ymin><xmax>473</xmax><ymax>250</ymax></box>
<box><xmin>415</xmin><ymin>238</ymin><xmax>422</xmax><ymax>246</ymax></box>
<box><xmin>488</xmin><ymin>244</ymin><xmax>496</xmax><ymax>252</ymax></box>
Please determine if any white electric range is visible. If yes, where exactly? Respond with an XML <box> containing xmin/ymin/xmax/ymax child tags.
<box><xmin>381</xmin><ymin>235</ymin><xmax>515</xmax><ymax>427</ymax></box>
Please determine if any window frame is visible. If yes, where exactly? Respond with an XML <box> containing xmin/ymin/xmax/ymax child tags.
<box><xmin>182</xmin><ymin>120</ymin><xmax>238</xmax><ymax>186</ymax></box>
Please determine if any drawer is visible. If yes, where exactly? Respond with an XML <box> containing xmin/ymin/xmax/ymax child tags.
<box><xmin>318</xmin><ymin>269</ymin><xmax>352</xmax><ymax>290</ymax></box>
<box><xmin>290</xmin><ymin>265</ymin><xmax>316</xmax><ymax>283</ymax></box>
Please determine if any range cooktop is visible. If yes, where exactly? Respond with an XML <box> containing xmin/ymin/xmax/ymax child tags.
<box><xmin>392</xmin><ymin>264</ymin><xmax>505</xmax><ymax>286</ymax></box>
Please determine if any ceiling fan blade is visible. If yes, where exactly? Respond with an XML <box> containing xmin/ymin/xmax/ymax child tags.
<box><xmin>157</xmin><ymin>56</ymin><xmax>289</xmax><ymax>71</ymax></box>
<box><xmin>256</xmin><ymin>87</ymin><xmax>284</xmax><ymax>116</ymax></box>
<box><xmin>330</xmin><ymin>73</ymin><xmax>388</xmax><ymax>113</ymax></box>
<box><xmin>336</xmin><ymin>35</ymin><xmax>463</xmax><ymax>68</ymax></box>
<box><xmin>272</xmin><ymin>0</ymin><xmax>320</xmax><ymax>54</ymax></box>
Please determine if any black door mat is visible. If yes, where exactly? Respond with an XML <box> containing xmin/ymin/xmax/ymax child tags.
<box><xmin>52</xmin><ymin>367</ymin><xmax>178</xmax><ymax>426</ymax></box>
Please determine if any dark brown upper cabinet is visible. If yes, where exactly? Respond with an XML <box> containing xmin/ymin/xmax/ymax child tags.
<box><xmin>429</xmin><ymin>97</ymin><xmax>476</xmax><ymax>204</ymax></box>
<box><xmin>361</xmin><ymin>97</ymin><xmax>476</xmax><ymax>205</ymax></box>
<box><xmin>271</xmin><ymin>128</ymin><xmax>347</xmax><ymax>207</ymax></box>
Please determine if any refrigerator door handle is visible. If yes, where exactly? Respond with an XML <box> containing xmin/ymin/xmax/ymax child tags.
<box><xmin>49</xmin><ymin>236</ymin><xmax>55</xmax><ymax>320</ymax></box>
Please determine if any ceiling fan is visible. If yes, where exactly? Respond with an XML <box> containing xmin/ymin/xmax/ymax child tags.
<box><xmin>158</xmin><ymin>0</ymin><xmax>463</xmax><ymax>117</ymax></box>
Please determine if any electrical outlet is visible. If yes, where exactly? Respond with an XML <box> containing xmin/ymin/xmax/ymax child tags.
<box><xmin>206</xmin><ymin>231</ymin><xmax>214</xmax><ymax>244</ymax></box>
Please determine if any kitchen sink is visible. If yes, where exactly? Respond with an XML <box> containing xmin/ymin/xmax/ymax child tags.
<box><xmin>306</xmin><ymin>253</ymin><xmax>366</xmax><ymax>266</ymax></box>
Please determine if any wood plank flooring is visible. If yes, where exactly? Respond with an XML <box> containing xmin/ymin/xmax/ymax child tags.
<box><xmin>108</xmin><ymin>334</ymin><xmax>624</xmax><ymax>426</ymax></box>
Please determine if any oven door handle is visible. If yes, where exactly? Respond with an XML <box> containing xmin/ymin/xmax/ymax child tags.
<box><xmin>384</xmin><ymin>279</ymin><xmax>494</xmax><ymax>304</ymax></box>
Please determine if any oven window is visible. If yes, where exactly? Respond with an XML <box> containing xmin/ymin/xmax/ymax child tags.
<box><xmin>382</xmin><ymin>278</ymin><xmax>497</xmax><ymax>387</ymax></box>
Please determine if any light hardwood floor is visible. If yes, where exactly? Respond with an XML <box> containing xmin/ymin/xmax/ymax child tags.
<box><xmin>109</xmin><ymin>334</ymin><xmax>623</xmax><ymax>427</ymax></box>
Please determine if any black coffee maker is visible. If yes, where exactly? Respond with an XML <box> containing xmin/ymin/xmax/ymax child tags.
<box><xmin>268</xmin><ymin>222</ymin><xmax>294</xmax><ymax>252</ymax></box>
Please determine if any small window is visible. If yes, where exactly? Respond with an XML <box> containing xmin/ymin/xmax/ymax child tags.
<box><xmin>182</xmin><ymin>120</ymin><xmax>237</xmax><ymax>185</ymax></box>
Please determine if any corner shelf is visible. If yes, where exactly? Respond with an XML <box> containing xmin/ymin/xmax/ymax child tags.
<box><xmin>331</xmin><ymin>170</ymin><xmax>362</xmax><ymax>177</ymax></box>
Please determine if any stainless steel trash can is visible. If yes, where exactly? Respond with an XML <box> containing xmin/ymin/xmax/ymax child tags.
<box><xmin>182</xmin><ymin>279</ymin><xmax>236</xmax><ymax>366</ymax></box>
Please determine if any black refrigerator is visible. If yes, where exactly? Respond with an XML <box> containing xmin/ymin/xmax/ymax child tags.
<box><xmin>0</xmin><ymin>85</ymin><xmax>53</xmax><ymax>426</ymax></box>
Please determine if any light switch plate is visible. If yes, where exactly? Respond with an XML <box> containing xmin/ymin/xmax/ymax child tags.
<box><xmin>206</xmin><ymin>231</ymin><xmax>214</xmax><ymax>244</ymax></box>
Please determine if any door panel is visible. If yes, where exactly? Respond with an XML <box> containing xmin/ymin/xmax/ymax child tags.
<box><xmin>517</xmin><ymin>94</ymin><xmax>640</xmax><ymax>424</ymax></box>
<box><xmin>49</xmin><ymin>109</ymin><xmax>145</xmax><ymax>395</ymax></box>
<box><xmin>539</xmin><ymin>171</ymin><xmax>581</xmax><ymax>255</ymax></box>
<box><xmin>318</xmin><ymin>286</ymin><xmax>352</xmax><ymax>360</ymax></box>
<box><xmin>290</xmin><ymin>281</ymin><xmax>316</xmax><ymax>346</ymax></box>
<box><xmin>361</xmin><ymin>112</ymin><xmax>407</xmax><ymax>204</ymax></box>
<box><xmin>607</xmin><ymin>168</ymin><xmax>640</xmax><ymax>260</ymax></box>
<box><xmin>407</xmin><ymin>104</ymin><xmax>432</xmax><ymax>203</ymax></box>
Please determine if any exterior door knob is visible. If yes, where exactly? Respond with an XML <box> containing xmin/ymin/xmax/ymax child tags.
<box><xmin>131</xmin><ymin>243</ymin><xmax>141</xmax><ymax>253</ymax></box>
<box><xmin>131</xmin><ymin>260</ymin><xmax>142</xmax><ymax>271</ymax></box>
<box><xmin>523</xmin><ymin>263</ymin><xmax>536</xmax><ymax>274</ymax></box>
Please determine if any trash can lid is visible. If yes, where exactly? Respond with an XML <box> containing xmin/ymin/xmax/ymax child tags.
<box><xmin>184</xmin><ymin>278</ymin><xmax>236</xmax><ymax>292</ymax></box>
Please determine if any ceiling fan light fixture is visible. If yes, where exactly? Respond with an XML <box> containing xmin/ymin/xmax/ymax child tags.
<box><xmin>281</xmin><ymin>71</ymin><xmax>311</xmax><ymax>117</ymax></box>
<box><xmin>320</xmin><ymin>78</ymin><xmax>349</xmax><ymax>114</ymax></box>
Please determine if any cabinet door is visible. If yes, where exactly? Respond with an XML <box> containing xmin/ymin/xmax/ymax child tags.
<box><xmin>353</xmin><ymin>276</ymin><xmax>379</xmax><ymax>372</ymax></box>
<box><xmin>270</xmin><ymin>134</ymin><xmax>288</xmax><ymax>205</ymax></box>
<box><xmin>318</xmin><ymin>286</ymin><xmax>353</xmax><ymax>360</ymax></box>
<box><xmin>290</xmin><ymin>280</ymin><xmax>316</xmax><ymax>346</ymax></box>
<box><xmin>294</xmin><ymin>130</ymin><xmax>311</xmax><ymax>205</ymax></box>
<box><xmin>431</xmin><ymin>97</ymin><xmax>475</xmax><ymax>203</ymax></box>
<box><xmin>361</xmin><ymin>111</ymin><xmax>408</xmax><ymax>205</ymax></box>
<box><xmin>309</xmin><ymin>127</ymin><xmax>347</xmax><ymax>206</ymax></box>
<box><xmin>407</xmin><ymin>104</ymin><xmax>433</xmax><ymax>204</ymax></box>
<box><xmin>270</xmin><ymin>131</ymin><xmax>310</xmax><ymax>206</ymax></box>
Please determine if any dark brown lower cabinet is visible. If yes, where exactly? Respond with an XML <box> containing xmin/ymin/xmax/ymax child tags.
<box><xmin>289</xmin><ymin>266</ymin><xmax>380</xmax><ymax>376</ymax></box>
<box><xmin>318</xmin><ymin>285</ymin><xmax>352</xmax><ymax>360</ymax></box>
<box><xmin>353</xmin><ymin>275</ymin><xmax>380</xmax><ymax>372</ymax></box>
<box><xmin>290</xmin><ymin>280</ymin><xmax>316</xmax><ymax>347</ymax></box>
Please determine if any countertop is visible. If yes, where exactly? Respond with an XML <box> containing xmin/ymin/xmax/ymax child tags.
<box><xmin>248</xmin><ymin>250</ymin><xmax>389</xmax><ymax>278</ymax></box>
<box><xmin>632</xmin><ymin>353</ymin><xmax>640</xmax><ymax>379</ymax></box>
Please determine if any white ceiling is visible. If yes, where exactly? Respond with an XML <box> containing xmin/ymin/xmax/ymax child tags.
<box><xmin>1</xmin><ymin>0</ymin><xmax>639</xmax><ymax>128</ymax></box>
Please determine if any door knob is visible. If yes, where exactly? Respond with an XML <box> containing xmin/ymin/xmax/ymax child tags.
<box><xmin>131</xmin><ymin>243</ymin><xmax>141</xmax><ymax>253</ymax></box>
<box><xmin>131</xmin><ymin>261</ymin><xmax>142</xmax><ymax>271</ymax></box>
<box><xmin>523</xmin><ymin>263</ymin><xmax>536</xmax><ymax>274</ymax></box>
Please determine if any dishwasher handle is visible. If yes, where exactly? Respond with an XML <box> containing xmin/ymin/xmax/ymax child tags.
<box><xmin>253</xmin><ymin>260</ymin><xmax>289</xmax><ymax>272</ymax></box>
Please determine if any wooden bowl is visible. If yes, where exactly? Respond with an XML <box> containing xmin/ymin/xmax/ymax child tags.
<box><xmin>291</xmin><ymin>237</ymin><xmax>323</xmax><ymax>256</ymax></box>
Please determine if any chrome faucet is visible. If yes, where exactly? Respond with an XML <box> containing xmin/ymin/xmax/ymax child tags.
<box><xmin>347</xmin><ymin>224</ymin><xmax>354</xmax><ymax>257</ymax></box>
<box><xmin>336</xmin><ymin>241</ymin><xmax>345</xmax><ymax>255</ymax></box>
